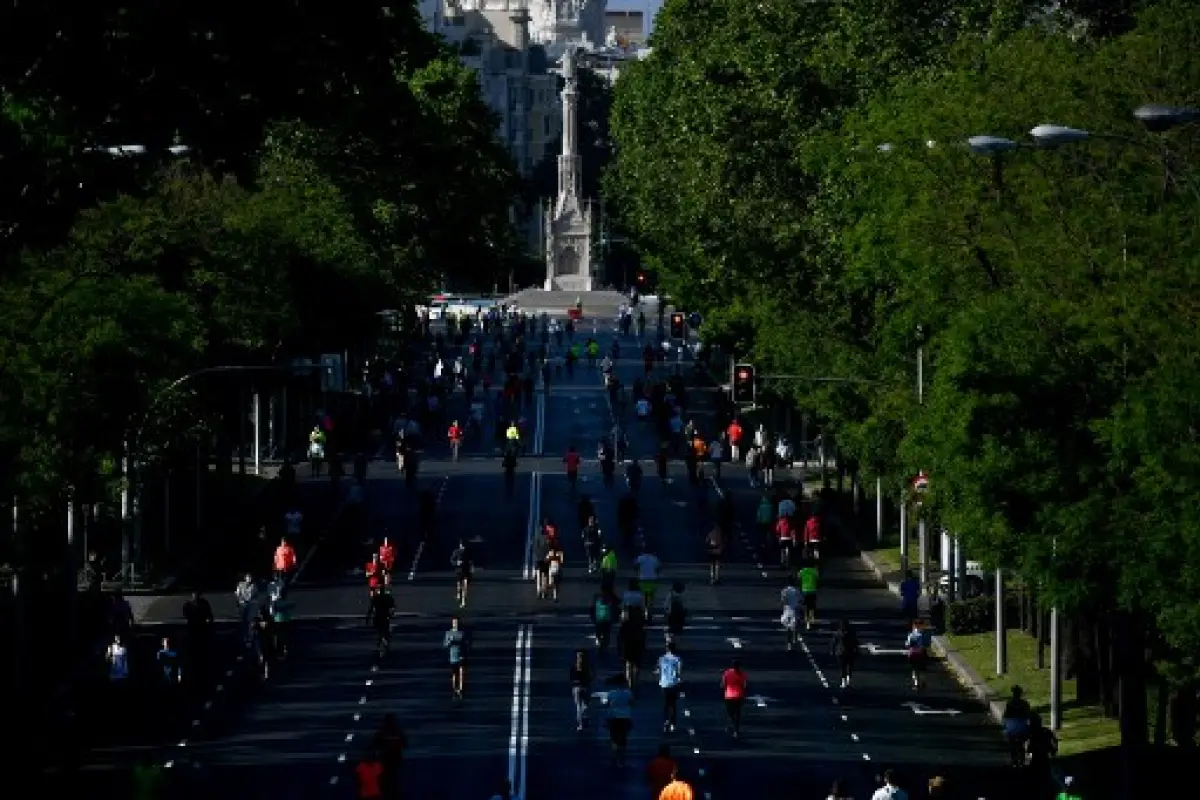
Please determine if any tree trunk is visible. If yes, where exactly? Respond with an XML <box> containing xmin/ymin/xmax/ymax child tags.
<box><xmin>1117</xmin><ymin>611</ymin><xmax>1149</xmax><ymax>798</ymax></box>
<box><xmin>1070</xmin><ymin>611</ymin><xmax>1102</xmax><ymax>705</ymax></box>
<box><xmin>1097</xmin><ymin>613</ymin><xmax>1117</xmax><ymax>717</ymax></box>
<box><xmin>1170</xmin><ymin>680</ymin><xmax>1197</xmax><ymax>748</ymax></box>
<box><xmin>1153</xmin><ymin>671</ymin><xmax>1169</xmax><ymax>747</ymax></box>
<box><xmin>1030</xmin><ymin>589</ymin><xmax>1040</xmax><ymax>639</ymax></box>
<box><xmin>1018</xmin><ymin>587</ymin><xmax>1029</xmax><ymax>633</ymax></box>
<box><xmin>1036</xmin><ymin>604</ymin><xmax>1046</xmax><ymax>671</ymax></box>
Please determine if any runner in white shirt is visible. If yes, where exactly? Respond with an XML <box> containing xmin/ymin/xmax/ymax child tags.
<box><xmin>634</xmin><ymin>550</ymin><xmax>662</xmax><ymax>622</ymax></box>
<box><xmin>780</xmin><ymin>578</ymin><xmax>801</xmax><ymax>650</ymax></box>
<box><xmin>870</xmin><ymin>770</ymin><xmax>909</xmax><ymax>800</ymax></box>
<box><xmin>107</xmin><ymin>634</ymin><xmax>130</xmax><ymax>683</ymax></box>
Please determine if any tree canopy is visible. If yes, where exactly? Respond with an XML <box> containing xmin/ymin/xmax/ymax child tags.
<box><xmin>608</xmin><ymin>0</ymin><xmax>1200</xmax><ymax>661</ymax></box>
<box><xmin>0</xmin><ymin>3</ymin><xmax>523</xmax><ymax>517</ymax></box>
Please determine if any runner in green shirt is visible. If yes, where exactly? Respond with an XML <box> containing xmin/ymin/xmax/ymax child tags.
<box><xmin>599</xmin><ymin>547</ymin><xmax>618</xmax><ymax>592</ymax></box>
<box><xmin>798</xmin><ymin>561</ymin><xmax>819</xmax><ymax>630</ymax></box>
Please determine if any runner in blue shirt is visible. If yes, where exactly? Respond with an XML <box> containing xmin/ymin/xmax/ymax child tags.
<box><xmin>656</xmin><ymin>642</ymin><xmax>683</xmax><ymax>733</ymax></box>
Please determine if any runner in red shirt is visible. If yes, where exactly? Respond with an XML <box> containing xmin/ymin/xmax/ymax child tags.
<box><xmin>775</xmin><ymin>516</ymin><xmax>795</xmax><ymax>569</ymax></box>
<box><xmin>564</xmin><ymin>445</ymin><xmax>582</xmax><ymax>491</ymax></box>
<box><xmin>803</xmin><ymin>515</ymin><xmax>822</xmax><ymax>561</ymax></box>
<box><xmin>726</xmin><ymin>420</ymin><xmax>744</xmax><ymax>462</ymax></box>
<box><xmin>365</xmin><ymin>554</ymin><xmax>384</xmax><ymax>593</ymax></box>
<box><xmin>447</xmin><ymin>421</ymin><xmax>463</xmax><ymax>462</ymax></box>
<box><xmin>378</xmin><ymin>537</ymin><xmax>396</xmax><ymax>577</ymax></box>
<box><xmin>721</xmin><ymin>659</ymin><xmax>748</xmax><ymax>738</ymax></box>
<box><xmin>273</xmin><ymin>538</ymin><xmax>297</xmax><ymax>582</ymax></box>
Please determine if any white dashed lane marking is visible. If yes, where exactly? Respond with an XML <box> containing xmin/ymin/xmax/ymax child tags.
<box><xmin>711</xmin><ymin>479</ymin><xmax>875</xmax><ymax>765</ymax></box>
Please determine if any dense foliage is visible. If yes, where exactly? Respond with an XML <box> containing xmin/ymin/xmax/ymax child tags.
<box><xmin>608</xmin><ymin>0</ymin><xmax>1200</xmax><ymax>676</ymax></box>
<box><xmin>0</xmin><ymin>4</ymin><xmax>522</xmax><ymax>517</ymax></box>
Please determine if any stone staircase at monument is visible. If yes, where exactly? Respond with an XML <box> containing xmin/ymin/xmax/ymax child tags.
<box><xmin>502</xmin><ymin>288</ymin><xmax>631</xmax><ymax>318</ymax></box>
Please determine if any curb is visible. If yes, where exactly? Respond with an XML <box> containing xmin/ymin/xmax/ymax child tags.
<box><xmin>855</xmin><ymin>546</ymin><xmax>1007</xmax><ymax>726</ymax></box>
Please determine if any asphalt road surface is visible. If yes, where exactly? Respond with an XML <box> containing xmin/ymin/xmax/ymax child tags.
<box><xmin>73</xmin><ymin>318</ymin><xmax>1024</xmax><ymax>800</ymax></box>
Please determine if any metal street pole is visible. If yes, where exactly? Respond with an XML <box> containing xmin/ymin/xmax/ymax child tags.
<box><xmin>995</xmin><ymin>568</ymin><xmax>1007</xmax><ymax>675</ymax></box>
<box><xmin>916</xmin><ymin>332</ymin><xmax>927</xmax><ymax>586</ymax></box>
<box><xmin>899</xmin><ymin>500</ymin><xmax>909</xmax><ymax>574</ymax></box>
<box><xmin>1050</xmin><ymin>535</ymin><xmax>1062</xmax><ymax>730</ymax></box>
<box><xmin>66</xmin><ymin>492</ymin><xmax>77</xmax><ymax>649</ymax></box>
<box><xmin>875</xmin><ymin>476</ymin><xmax>883</xmax><ymax>544</ymax></box>
<box><xmin>918</xmin><ymin>518</ymin><xmax>929</xmax><ymax>587</ymax></box>
<box><xmin>945</xmin><ymin>533</ymin><xmax>956</xmax><ymax>602</ymax></box>
<box><xmin>127</xmin><ymin>364</ymin><xmax>295</xmax><ymax>583</ymax></box>
<box><xmin>253</xmin><ymin>390</ymin><xmax>262</xmax><ymax>476</ymax></box>
<box><xmin>1050</xmin><ymin>605</ymin><xmax>1062</xmax><ymax>730</ymax></box>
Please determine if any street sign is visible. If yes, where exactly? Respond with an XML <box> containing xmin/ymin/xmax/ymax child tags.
<box><xmin>912</xmin><ymin>471</ymin><xmax>929</xmax><ymax>492</ymax></box>
<box><xmin>901</xmin><ymin>701</ymin><xmax>962</xmax><ymax>716</ymax></box>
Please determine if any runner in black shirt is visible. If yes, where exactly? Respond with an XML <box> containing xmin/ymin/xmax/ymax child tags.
<box><xmin>366</xmin><ymin>587</ymin><xmax>396</xmax><ymax>655</ymax></box>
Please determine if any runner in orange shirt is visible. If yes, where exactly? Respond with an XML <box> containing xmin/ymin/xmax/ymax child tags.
<box><xmin>659</xmin><ymin>777</ymin><xmax>694</xmax><ymax>800</ymax></box>
<box><xmin>273</xmin><ymin>538</ymin><xmax>297</xmax><ymax>582</ymax></box>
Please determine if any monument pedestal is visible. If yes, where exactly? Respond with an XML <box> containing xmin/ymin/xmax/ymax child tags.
<box><xmin>545</xmin><ymin>275</ymin><xmax>594</xmax><ymax>292</ymax></box>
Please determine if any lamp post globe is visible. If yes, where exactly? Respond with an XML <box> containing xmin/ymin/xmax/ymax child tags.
<box><xmin>968</xmin><ymin>135</ymin><xmax>1018</xmax><ymax>155</ymax></box>
<box><xmin>1030</xmin><ymin>124</ymin><xmax>1090</xmax><ymax>146</ymax></box>
<box><xmin>1134</xmin><ymin>104</ymin><xmax>1200</xmax><ymax>132</ymax></box>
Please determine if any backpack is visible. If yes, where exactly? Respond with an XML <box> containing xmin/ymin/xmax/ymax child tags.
<box><xmin>594</xmin><ymin>597</ymin><xmax>611</xmax><ymax>622</ymax></box>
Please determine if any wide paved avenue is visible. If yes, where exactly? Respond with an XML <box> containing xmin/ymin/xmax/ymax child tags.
<box><xmin>79</xmin><ymin>319</ymin><xmax>1016</xmax><ymax>799</ymax></box>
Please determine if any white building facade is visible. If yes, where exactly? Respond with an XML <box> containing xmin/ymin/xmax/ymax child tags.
<box><xmin>419</xmin><ymin>0</ymin><xmax>606</xmax><ymax>269</ymax></box>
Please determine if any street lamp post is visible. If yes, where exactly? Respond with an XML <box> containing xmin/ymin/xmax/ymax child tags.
<box><xmin>1029</xmin><ymin>103</ymin><xmax>1198</xmax><ymax>799</ymax></box>
<box><xmin>1021</xmin><ymin>104</ymin><xmax>1198</xmax><ymax>740</ymax></box>
<box><xmin>121</xmin><ymin>364</ymin><xmax>291</xmax><ymax>584</ymax></box>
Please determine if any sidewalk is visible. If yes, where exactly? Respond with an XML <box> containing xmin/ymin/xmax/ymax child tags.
<box><xmin>33</xmin><ymin>473</ymin><xmax>336</xmax><ymax>781</ymax></box>
<box><xmin>848</xmin><ymin>515</ymin><xmax>1114</xmax><ymax>798</ymax></box>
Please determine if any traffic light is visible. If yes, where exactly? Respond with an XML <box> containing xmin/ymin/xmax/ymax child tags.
<box><xmin>670</xmin><ymin>312</ymin><xmax>685</xmax><ymax>339</ymax></box>
<box><xmin>733</xmin><ymin>364</ymin><xmax>756</xmax><ymax>404</ymax></box>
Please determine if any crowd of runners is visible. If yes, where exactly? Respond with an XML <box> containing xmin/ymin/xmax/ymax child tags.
<box><xmin>51</xmin><ymin>308</ymin><xmax>1082</xmax><ymax>800</ymax></box>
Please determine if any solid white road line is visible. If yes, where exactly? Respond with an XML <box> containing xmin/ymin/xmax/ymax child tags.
<box><xmin>523</xmin><ymin>472</ymin><xmax>541</xmax><ymax>581</ymax></box>
<box><xmin>408</xmin><ymin>475</ymin><xmax>450</xmax><ymax>580</ymax></box>
<box><xmin>519</xmin><ymin>626</ymin><xmax>531</xmax><ymax>798</ymax></box>
<box><xmin>534</xmin><ymin>389</ymin><xmax>546</xmax><ymax>455</ymax></box>
<box><xmin>508</xmin><ymin>624</ymin><xmax>532</xmax><ymax>798</ymax></box>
